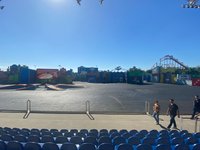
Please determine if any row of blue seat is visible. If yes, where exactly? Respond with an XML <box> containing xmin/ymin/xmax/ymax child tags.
<box><xmin>1</xmin><ymin>141</ymin><xmax>200</xmax><ymax>150</ymax></box>
<box><xmin>0</xmin><ymin>133</ymin><xmax>199</xmax><ymax>146</ymax></box>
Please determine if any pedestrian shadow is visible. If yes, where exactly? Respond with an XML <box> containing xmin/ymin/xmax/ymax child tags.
<box><xmin>159</xmin><ymin>124</ymin><xmax>168</xmax><ymax>130</ymax></box>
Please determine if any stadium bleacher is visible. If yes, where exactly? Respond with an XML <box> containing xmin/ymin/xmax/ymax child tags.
<box><xmin>0</xmin><ymin>127</ymin><xmax>200</xmax><ymax>150</ymax></box>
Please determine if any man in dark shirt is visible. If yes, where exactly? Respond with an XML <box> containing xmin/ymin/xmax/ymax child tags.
<box><xmin>191</xmin><ymin>95</ymin><xmax>200</xmax><ymax>119</ymax></box>
<box><xmin>167</xmin><ymin>99</ymin><xmax>180</xmax><ymax>129</ymax></box>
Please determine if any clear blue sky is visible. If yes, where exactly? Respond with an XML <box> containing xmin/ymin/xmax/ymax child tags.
<box><xmin>0</xmin><ymin>0</ymin><xmax>200</xmax><ymax>72</ymax></box>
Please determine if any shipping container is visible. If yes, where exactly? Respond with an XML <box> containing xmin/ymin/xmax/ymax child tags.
<box><xmin>8</xmin><ymin>74</ymin><xmax>19</xmax><ymax>84</ymax></box>
<box><xmin>192</xmin><ymin>78</ymin><xmax>200</xmax><ymax>86</ymax></box>
<box><xmin>19</xmin><ymin>68</ymin><xmax>36</xmax><ymax>84</ymax></box>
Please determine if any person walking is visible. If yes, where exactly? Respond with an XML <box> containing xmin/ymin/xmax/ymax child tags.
<box><xmin>191</xmin><ymin>95</ymin><xmax>200</xmax><ymax>119</ymax></box>
<box><xmin>152</xmin><ymin>100</ymin><xmax>160</xmax><ymax>125</ymax></box>
<box><xmin>167</xmin><ymin>99</ymin><xmax>180</xmax><ymax>130</ymax></box>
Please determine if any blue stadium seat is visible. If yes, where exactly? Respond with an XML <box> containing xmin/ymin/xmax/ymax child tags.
<box><xmin>7</xmin><ymin>141</ymin><xmax>23</xmax><ymax>150</ymax></box>
<box><xmin>141</xmin><ymin>137</ymin><xmax>155</xmax><ymax>145</ymax></box>
<box><xmin>42</xmin><ymin>142</ymin><xmax>59</xmax><ymax>150</ymax></box>
<box><xmin>169</xmin><ymin>130</ymin><xmax>179</xmax><ymax>135</ymax></box>
<box><xmin>112</xmin><ymin>136</ymin><xmax>126</xmax><ymax>146</ymax></box>
<box><xmin>55</xmin><ymin>136</ymin><xmax>69</xmax><ymax>144</ymax></box>
<box><xmin>31</xmin><ymin>129</ymin><xmax>40</xmax><ymax>133</ymax></box>
<box><xmin>70</xmin><ymin>129</ymin><xmax>78</xmax><ymax>135</ymax></box>
<box><xmin>27</xmin><ymin>135</ymin><xmax>41</xmax><ymax>143</ymax></box>
<box><xmin>127</xmin><ymin>136</ymin><xmax>141</xmax><ymax>146</ymax></box>
<box><xmin>41</xmin><ymin>135</ymin><xmax>55</xmax><ymax>143</ymax></box>
<box><xmin>159</xmin><ymin>130</ymin><xmax>169</xmax><ymax>135</ymax></box>
<box><xmin>134</xmin><ymin>133</ymin><xmax>146</xmax><ymax>139</ymax></box>
<box><xmin>193</xmin><ymin>132</ymin><xmax>200</xmax><ymax>139</ymax></box>
<box><xmin>21</xmin><ymin>128</ymin><xmax>30</xmax><ymax>132</ymax></box>
<box><xmin>84</xmin><ymin>136</ymin><xmax>98</xmax><ymax>145</ymax></box>
<box><xmin>30</xmin><ymin>131</ymin><xmax>40</xmax><ymax>137</ymax></box>
<box><xmin>79</xmin><ymin>129</ymin><xmax>88</xmax><ymax>135</ymax></box>
<box><xmin>129</xmin><ymin>129</ymin><xmax>138</xmax><ymax>136</ymax></box>
<box><xmin>184</xmin><ymin>137</ymin><xmax>198</xmax><ymax>145</ymax></box>
<box><xmin>9</xmin><ymin>130</ymin><xmax>19</xmax><ymax>136</ymax></box>
<box><xmin>60</xmin><ymin>129</ymin><xmax>68</xmax><ymax>134</ymax></box>
<box><xmin>0</xmin><ymin>134</ymin><xmax>13</xmax><ymax>141</ymax></box>
<box><xmin>173</xmin><ymin>144</ymin><xmax>190</xmax><ymax>150</ymax></box>
<box><xmin>191</xmin><ymin>143</ymin><xmax>200</xmax><ymax>150</ymax></box>
<box><xmin>70</xmin><ymin>136</ymin><xmax>83</xmax><ymax>145</ymax></box>
<box><xmin>98</xmin><ymin>143</ymin><xmax>114</xmax><ymax>150</ymax></box>
<box><xmin>115</xmin><ymin>143</ymin><xmax>133</xmax><ymax>150</ymax></box>
<box><xmin>41</xmin><ymin>131</ymin><xmax>52</xmax><ymax>136</ymax></box>
<box><xmin>0</xmin><ymin>141</ymin><xmax>6</xmax><ymax>150</ymax></box>
<box><xmin>171</xmin><ymin>137</ymin><xmax>184</xmax><ymax>145</ymax></box>
<box><xmin>98</xmin><ymin>136</ymin><xmax>112</xmax><ymax>145</ymax></box>
<box><xmin>156</xmin><ymin>137</ymin><xmax>170</xmax><ymax>145</ymax></box>
<box><xmin>99</xmin><ymin>132</ymin><xmax>109</xmax><ymax>138</ymax></box>
<box><xmin>110</xmin><ymin>132</ymin><xmax>121</xmax><ymax>139</ymax></box>
<box><xmin>121</xmin><ymin>132</ymin><xmax>132</xmax><ymax>139</ymax></box>
<box><xmin>136</xmin><ymin>144</ymin><xmax>152</xmax><ymax>150</ymax></box>
<box><xmin>50</xmin><ymin>129</ymin><xmax>59</xmax><ymax>133</ymax></box>
<box><xmin>40</xmin><ymin>128</ymin><xmax>49</xmax><ymax>133</ymax></box>
<box><xmin>14</xmin><ymin>135</ymin><xmax>27</xmax><ymax>142</ymax></box>
<box><xmin>60</xmin><ymin>143</ymin><xmax>78</xmax><ymax>150</ymax></box>
<box><xmin>179</xmin><ymin>130</ymin><xmax>188</xmax><ymax>135</ymax></box>
<box><xmin>79</xmin><ymin>143</ymin><xmax>96</xmax><ymax>150</ymax></box>
<box><xmin>155</xmin><ymin>144</ymin><xmax>171</xmax><ymax>150</ymax></box>
<box><xmin>24</xmin><ymin>142</ymin><xmax>42</xmax><ymax>150</ymax></box>
<box><xmin>119</xmin><ymin>129</ymin><xmax>128</xmax><ymax>135</ymax></box>
<box><xmin>181</xmin><ymin>133</ymin><xmax>193</xmax><ymax>139</ymax></box>
<box><xmin>100</xmin><ymin>129</ymin><xmax>108</xmax><ymax>134</ymax></box>
<box><xmin>51</xmin><ymin>131</ymin><xmax>63</xmax><ymax>137</ymax></box>
<box><xmin>109</xmin><ymin>129</ymin><xmax>118</xmax><ymax>135</ymax></box>
<box><xmin>149</xmin><ymin>130</ymin><xmax>158</xmax><ymax>136</ymax></box>
<box><xmin>64</xmin><ymin>132</ymin><xmax>74</xmax><ymax>138</ymax></box>
<box><xmin>76</xmin><ymin>132</ymin><xmax>87</xmax><ymax>138</ymax></box>
<box><xmin>20</xmin><ymin>130</ymin><xmax>30</xmax><ymax>137</ymax></box>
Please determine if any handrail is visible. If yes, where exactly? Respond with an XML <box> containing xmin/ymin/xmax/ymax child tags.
<box><xmin>86</xmin><ymin>101</ymin><xmax>94</xmax><ymax>120</ymax></box>
<box><xmin>23</xmin><ymin>100</ymin><xmax>31</xmax><ymax>119</ymax></box>
<box><xmin>145</xmin><ymin>101</ymin><xmax>150</xmax><ymax>115</ymax></box>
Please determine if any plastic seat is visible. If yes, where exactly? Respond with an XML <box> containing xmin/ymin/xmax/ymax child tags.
<box><xmin>52</xmin><ymin>131</ymin><xmax>63</xmax><ymax>137</ymax></box>
<box><xmin>141</xmin><ymin>137</ymin><xmax>155</xmax><ymax>145</ymax></box>
<box><xmin>70</xmin><ymin>136</ymin><xmax>83</xmax><ymax>145</ymax></box>
<box><xmin>31</xmin><ymin>129</ymin><xmax>40</xmax><ymax>132</ymax></box>
<box><xmin>136</xmin><ymin>144</ymin><xmax>152</xmax><ymax>150</ymax></box>
<box><xmin>129</xmin><ymin>130</ymin><xmax>138</xmax><ymax>136</ymax></box>
<box><xmin>42</xmin><ymin>142</ymin><xmax>59</xmax><ymax>150</ymax></box>
<box><xmin>134</xmin><ymin>133</ymin><xmax>145</xmax><ymax>139</ymax></box>
<box><xmin>64</xmin><ymin>132</ymin><xmax>75</xmax><ymax>138</ymax></box>
<box><xmin>100</xmin><ymin>129</ymin><xmax>108</xmax><ymax>134</ymax></box>
<box><xmin>90</xmin><ymin>129</ymin><xmax>99</xmax><ymax>136</ymax></box>
<box><xmin>110</xmin><ymin>132</ymin><xmax>121</xmax><ymax>139</ymax></box>
<box><xmin>21</xmin><ymin>128</ymin><xmax>31</xmax><ymax>132</ymax></box>
<box><xmin>0</xmin><ymin>141</ymin><xmax>6</xmax><ymax>150</ymax></box>
<box><xmin>159</xmin><ymin>130</ymin><xmax>169</xmax><ymax>135</ymax></box>
<box><xmin>30</xmin><ymin>131</ymin><xmax>40</xmax><ymax>137</ymax></box>
<box><xmin>173</xmin><ymin>144</ymin><xmax>190</xmax><ymax>150</ymax></box>
<box><xmin>169</xmin><ymin>130</ymin><xmax>179</xmax><ymax>135</ymax></box>
<box><xmin>41</xmin><ymin>131</ymin><xmax>52</xmax><ymax>136</ymax></box>
<box><xmin>179</xmin><ymin>130</ymin><xmax>188</xmax><ymax>135</ymax></box>
<box><xmin>79</xmin><ymin>143</ymin><xmax>96</xmax><ymax>150</ymax></box>
<box><xmin>27</xmin><ymin>135</ymin><xmax>41</xmax><ymax>143</ymax></box>
<box><xmin>119</xmin><ymin>129</ymin><xmax>128</xmax><ymax>135</ymax></box>
<box><xmin>8</xmin><ymin>130</ymin><xmax>19</xmax><ymax>136</ymax></box>
<box><xmin>99</xmin><ymin>132</ymin><xmax>109</xmax><ymax>138</ymax></box>
<box><xmin>84</xmin><ymin>136</ymin><xmax>98</xmax><ymax>145</ymax></box>
<box><xmin>156</xmin><ymin>137</ymin><xmax>170</xmax><ymax>145</ymax></box>
<box><xmin>50</xmin><ymin>129</ymin><xmax>59</xmax><ymax>133</ymax></box>
<box><xmin>7</xmin><ymin>141</ymin><xmax>23</xmax><ymax>150</ymax></box>
<box><xmin>139</xmin><ymin>130</ymin><xmax>148</xmax><ymax>135</ymax></box>
<box><xmin>146</xmin><ymin>133</ymin><xmax>157</xmax><ymax>138</ymax></box>
<box><xmin>0</xmin><ymin>134</ymin><xmax>13</xmax><ymax>141</ymax></box>
<box><xmin>109</xmin><ymin>129</ymin><xmax>118</xmax><ymax>135</ymax></box>
<box><xmin>76</xmin><ymin>132</ymin><xmax>87</xmax><ymax>138</ymax></box>
<box><xmin>98</xmin><ymin>136</ymin><xmax>112</xmax><ymax>145</ymax></box>
<box><xmin>181</xmin><ymin>133</ymin><xmax>193</xmax><ymax>139</ymax></box>
<box><xmin>40</xmin><ymin>128</ymin><xmax>49</xmax><ymax>132</ymax></box>
<box><xmin>14</xmin><ymin>135</ymin><xmax>27</xmax><ymax>142</ymax></box>
<box><xmin>20</xmin><ymin>130</ymin><xmax>30</xmax><ymax>137</ymax></box>
<box><xmin>191</xmin><ymin>143</ymin><xmax>200</xmax><ymax>150</ymax></box>
<box><xmin>79</xmin><ymin>129</ymin><xmax>88</xmax><ymax>135</ymax></box>
<box><xmin>60</xmin><ymin>143</ymin><xmax>78</xmax><ymax>150</ymax></box>
<box><xmin>98</xmin><ymin>143</ymin><xmax>114</xmax><ymax>150</ymax></box>
<box><xmin>60</xmin><ymin>129</ymin><xmax>68</xmax><ymax>134</ymax></box>
<box><xmin>193</xmin><ymin>132</ymin><xmax>200</xmax><ymax>138</ymax></box>
<box><xmin>155</xmin><ymin>144</ymin><xmax>171</xmax><ymax>150</ymax></box>
<box><xmin>24</xmin><ymin>142</ymin><xmax>42</xmax><ymax>150</ymax></box>
<box><xmin>70</xmin><ymin>129</ymin><xmax>78</xmax><ymax>135</ymax></box>
<box><xmin>127</xmin><ymin>136</ymin><xmax>141</xmax><ymax>146</ymax></box>
<box><xmin>184</xmin><ymin>137</ymin><xmax>198</xmax><ymax>145</ymax></box>
<box><xmin>55</xmin><ymin>136</ymin><xmax>69</xmax><ymax>143</ymax></box>
<box><xmin>41</xmin><ymin>135</ymin><xmax>55</xmax><ymax>143</ymax></box>
<box><xmin>115</xmin><ymin>143</ymin><xmax>133</xmax><ymax>150</ymax></box>
<box><xmin>112</xmin><ymin>136</ymin><xmax>126</xmax><ymax>146</ymax></box>
<box><xmin>171</xmin><ymin>137</ymin><xmax>184</xmax><ymax>145</ymax></box>
<box><xmin>121</xmin><ymin>133</ymin><xmax>132</xmax><ymax>139</ymax></box>
<box><xmin>149</xmin><ymin>130</ymin><xmax>158</xmax><ymax>135</ymax></box>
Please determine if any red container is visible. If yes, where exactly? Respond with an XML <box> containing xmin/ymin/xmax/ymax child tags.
<box><xmin>192</xmin><ymin>78</ymin><xmax>200</xmax><ymax>86</ymax></box>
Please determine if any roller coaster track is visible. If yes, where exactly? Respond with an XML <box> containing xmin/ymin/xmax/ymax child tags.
<box><xmin>152</xmin><ymin>55</ymin><xmax>188</xmax><ymax>69</ymax></box>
